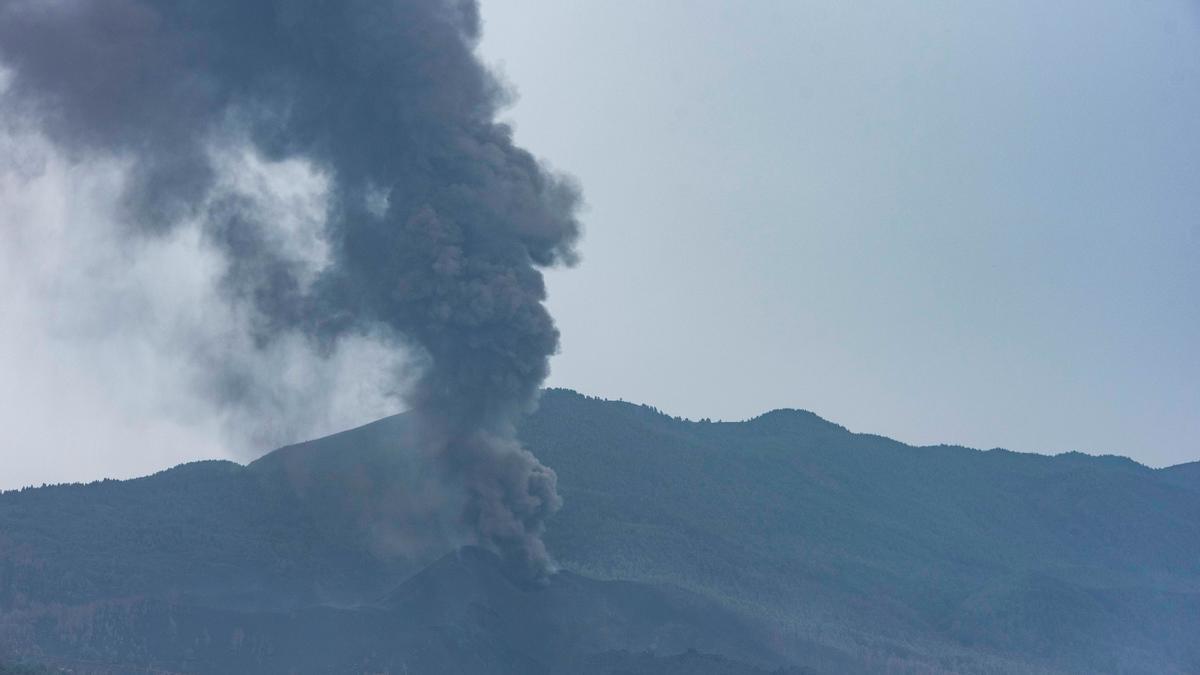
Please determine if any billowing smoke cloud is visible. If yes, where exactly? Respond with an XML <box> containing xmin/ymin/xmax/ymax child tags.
<box><xmin>0</xmin><ymin>0</ymin><xmax>581</xmax><ymax>578</ymax></box>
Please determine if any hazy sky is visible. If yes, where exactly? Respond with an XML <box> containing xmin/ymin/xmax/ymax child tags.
<box><xmin>0</xmin><ymin>1</ymin><xmax>1196</xmax><ymax>491</ymax></box>
<box><xmin>478</xmin><ymin>0</ymin><xmax>1199</xmax><ymax>467</ymax></box>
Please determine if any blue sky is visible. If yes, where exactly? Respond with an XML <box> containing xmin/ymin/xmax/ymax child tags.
<box><xmin>479</xmin><ymin>1</ymin><xmax>1199</xmax><ymax>466</ymax></box>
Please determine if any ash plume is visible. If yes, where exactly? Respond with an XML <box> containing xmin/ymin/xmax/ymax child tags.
<box><xmin>0</xmin><ymin>0</ymin><xmax>580</xmax><ymax>577</ymax></box>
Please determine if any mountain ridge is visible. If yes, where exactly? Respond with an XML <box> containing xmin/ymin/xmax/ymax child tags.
<box><xmin>4</xmin><ymin>387</ymin><xmax>1192</xmax><ymax>498</ymax></box>
<box><xmin>2</xmin><ymin>388</ymin><xmax>1197</xmax><ymax>673</ymax></box>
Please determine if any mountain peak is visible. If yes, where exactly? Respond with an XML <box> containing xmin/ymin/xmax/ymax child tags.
<box><xmin>3</xmin><ymin>388</ymin><xmax>1198</xmax><ymax>673</ymax></box>
<box><xmin>744</xmin><ymin>407</ymin><xmax>847</xmax><ymax>434</ymax></box>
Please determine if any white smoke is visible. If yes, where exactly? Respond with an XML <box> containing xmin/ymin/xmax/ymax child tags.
<box><xmin>0</xmin><ymin>127</ymin><xmax>409</xmax><ymax>490</ymax></box>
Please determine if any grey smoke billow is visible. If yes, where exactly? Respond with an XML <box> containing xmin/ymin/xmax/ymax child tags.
<box><xmin>0</xmin><ymin>0</ymin><xmax>581</xmax><ymax>578</ymax></box>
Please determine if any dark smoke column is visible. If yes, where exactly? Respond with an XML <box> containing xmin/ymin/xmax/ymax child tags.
<box><xmin>0</xmin><ymin>0</ymin><xmax>581</xmax><ymax>578</ymax></box>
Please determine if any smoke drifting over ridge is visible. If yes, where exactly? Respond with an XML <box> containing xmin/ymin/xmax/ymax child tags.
<box><xmin>0</xmin><ymin>0</ymin><xmax>581</xmax><ymax>576</ymax></box>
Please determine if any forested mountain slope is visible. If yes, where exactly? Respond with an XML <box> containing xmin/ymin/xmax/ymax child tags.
<box><xmin>1</xmin><ymin>389</ymin><xmax>1197</xmax><ymax>673</ymax></box>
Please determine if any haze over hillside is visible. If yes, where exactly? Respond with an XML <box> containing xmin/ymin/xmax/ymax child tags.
<box><xmin>1</xmin><ymin>389</ymin><xmax>1197</xmax><ymax>673</ymax></box>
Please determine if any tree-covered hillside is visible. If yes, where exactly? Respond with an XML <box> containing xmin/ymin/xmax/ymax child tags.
<box><xmin>527</xmin><ymin>390</ymin><xmax>1200</xmax><ymax>672</ymax></box>
<box><xmin>1</xmin><ymin>389</ymin><xmax>1197</xmax><ymax>673</ymax></box>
